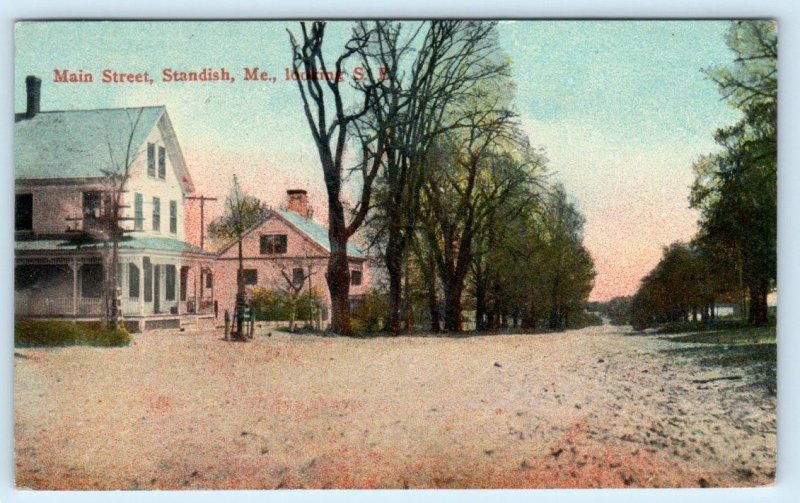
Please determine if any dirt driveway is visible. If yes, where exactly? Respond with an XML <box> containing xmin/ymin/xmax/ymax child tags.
<box><xmin>14</xmin><ymin>323</ymin><xmax>775</xmax><ymax>489</ymax></box>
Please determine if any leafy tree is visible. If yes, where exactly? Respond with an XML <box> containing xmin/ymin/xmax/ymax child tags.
<box><xmin>353</xmin><ymin>21</ymin><xmax>512</xmax><ymax>335</ymax></box>
<box><xmin>690</xmin><ymin>20</ymin><xmax>777</xmax><ymax>325</ymax></box>
<box><xmin>535</xmin><ymin>186</ymin><xmax>596</xmax><ymax>330</ymax></box>
<box><xmin>630</xmin><ymin>242</ymin><xmax>717</xmax><ymax>330</ymax></box>
<box><xmin>419</xmin><ymin>107</ymin><xmax>526</xmax><ymax>332</ymax></box>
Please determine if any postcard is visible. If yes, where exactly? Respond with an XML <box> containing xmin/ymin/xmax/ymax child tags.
<box><xmin>13</xmin><ymin>20</ymin><xmax>776</xmax><ymax>489</ymax></box>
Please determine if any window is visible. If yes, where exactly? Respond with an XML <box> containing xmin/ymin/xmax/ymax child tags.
<box><xmin>152</xmin><ymin>197</ymin><xmax>161</xmax><ymax>232</ymax></box>
<box><xmin>180</xmin><ymin>267</ymin><xmax>188</xmax><ymax>301</ymax></box>
<box><xmin>80</xmin><ymin>264</ymin><xmax>103</xmax><ymax>299</ymax></box>
<box><xmin>147</xmin><ymin>143</ymin><xmax>156</xmax><ymax>177</ymax></box>
<box><xmin>243</xmin><ymin>269</ymin><xmax>258</xmax><ymax>285</ymax></box>
<box><xmin>205</xmin><ymin>271</ymin><xmax>213</xmax><ymax>289</ymax></box>
<box><xmin>83</xmin><ymin>191</ymin><xmax>101</xmax><ymax>220</ymax></box>
<box><xmin>292</xmin><ymin>268</ymin><xmax>305</xmax><ymax>287</ymax></box>
<box><xmin>165</xmin><ymin>265</ymin><xmax>176</xmax><ymax>301</ymax></box>
<box><xmin>158</xmin><ymin>146</ymin><xmax>166</xmax><ymax>179</ymax></box>
<box><xmin>169</xmin><ymin>200</ymin><xmax>177</xmax><ymax>234</ymax></box>
<box><xmin>260</xmin><ymin>234</ymin><xmax>287</xmax><ymax>254</ymax></box>
<box><xmin>128</xmin><ymin>263</ymin><xmax>140</xmax><ymax>298</ymax></box>
<box><xmin>15</xmin><ymin>193</ymin><xmax>32</xmax><ymax>231</ymax></box>
<box><xmin>143</xmin><ymin>257</ymin><xmax>152</xmax><ymax>302</ymax></box>
<box><xmin>350</xmin><ymin>270</ymin><xmax>363</xmax><ymax>286</ymax></box>
<box><xmin>134</xmin><ymin>193</ymin><xmax>144</xmax><ymax>231</ymax></box>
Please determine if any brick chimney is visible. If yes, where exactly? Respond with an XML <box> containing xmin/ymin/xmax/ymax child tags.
<box><xmin>25</xmin><ymin>75</ymin><xmax>41</xmax><ymax>118</ymax></box>
<box><xmin>287</xmin><ymin>189</ymin><xmax>309</xmax><ymax>219</ymax></box>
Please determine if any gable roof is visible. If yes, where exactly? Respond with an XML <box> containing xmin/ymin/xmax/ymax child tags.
<box><xmin>277</xmin><ymin>210</ymin><xmax>365</xmax><ymax>258</ymax></box>
<box><xmin>217</xmin><ymin>209</ymin><xmax>365</xmax><ymax>259</ymax></box>
<box><xmin>15</xmin><ymin>106</ymin><xmax>194</xmax><ymax>192</ymax></box>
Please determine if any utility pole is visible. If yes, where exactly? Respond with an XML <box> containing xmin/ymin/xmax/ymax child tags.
<box><xmin>187</xmin><ymin>194</ymin><xmax>218</xmax><ymax>314</ymax></box>
<box><xmin>186</xmin><ymin>194</ymin><xmax>218</xmax><ymax>251</ymax></box>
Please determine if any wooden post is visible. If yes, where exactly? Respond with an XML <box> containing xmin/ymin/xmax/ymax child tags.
<box><xmin>71</xmin><ymin>258</ymin><xmax>79</xmax><ymax>317</ymax></box>
<box><xmin>249</xmin><ymin>312</ymin><xmax>255</xmax><ymax>339</ymax></box>
<box><xmin>224</xmin><ymin>310</ymin><xmax>230</xmax><ymax>341</ymax></box>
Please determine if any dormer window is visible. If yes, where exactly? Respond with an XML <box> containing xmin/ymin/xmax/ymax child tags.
<box><xmin>147</xmin><ymin>143</ymin><xmax>156</xmax><ymax>177</ymax></box>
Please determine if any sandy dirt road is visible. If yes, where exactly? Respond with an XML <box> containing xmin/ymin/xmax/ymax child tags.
<box><xmin>14</xmin><ymin>323</ymin><xmax>775</xmax><ymax>489</ymax></box>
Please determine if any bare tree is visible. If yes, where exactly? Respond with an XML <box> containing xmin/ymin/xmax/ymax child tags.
<box><xmin>278</xmin><ymin>265</ymin><xmax>315</xmax><ymax>332</ymax></box>
<box><xmin>68</xmin><ymin>108</ymin><xmax>146</xmax><ymax>329</ymax></box>
<box><xmin>287</xmin><ymin>21</ymin><xmax>385</xmax><ymax>334</ymax></box>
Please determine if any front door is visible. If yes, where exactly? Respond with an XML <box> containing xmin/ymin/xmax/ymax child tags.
<box><xmin>153</xmin><ymin>265</ymin><xmax>161</xmax><ymax>313</ymax></box>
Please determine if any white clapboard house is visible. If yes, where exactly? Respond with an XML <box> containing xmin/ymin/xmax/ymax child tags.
<box><xmin>14</xmin><ymin>76</ymin><xmax>215</xmax><ymax>331</ymax></box>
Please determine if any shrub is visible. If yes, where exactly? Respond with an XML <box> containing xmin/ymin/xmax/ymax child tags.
<box><xmin>350</xmin><ymin>289</ymin><xmax>390</xmax><ymax>336</ymax></box>
<box><xmin>15</xmin><ymin>320</ymin><xmax>131</xmax><ymax>347</ymax></box>
<box><xmin>250</xmin><ymin>287</ymin><xmax>324</xmax><ymax>322</ymax></box>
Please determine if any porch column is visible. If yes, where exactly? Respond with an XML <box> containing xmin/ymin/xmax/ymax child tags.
<box><xmin>139</xmin><ymin>256</ymin><xmax>145</xmax><ymax>317</ymax></box>
<box><xmin>193</xmin><ymin>268</ymin><xmax>198</xmax><ymax>314</ymax></box>
<box><xmin>71</xmin><ymin>258</ymin><xmax>78</xmax><ymax>317</ymax></box>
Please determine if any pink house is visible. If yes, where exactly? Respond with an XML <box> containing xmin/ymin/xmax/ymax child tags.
<box><xmin>214</xmin><ymin>190</ymin><xmax>369</xmax><ymax>326</ymax></box>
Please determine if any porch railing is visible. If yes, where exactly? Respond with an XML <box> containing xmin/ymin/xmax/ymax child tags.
<box><xmin>14</xmin><ymin>295</ymin><xmax>104</xmax><ymax>317</ymax></box>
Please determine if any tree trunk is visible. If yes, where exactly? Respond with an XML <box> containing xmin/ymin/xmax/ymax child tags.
<box><xmin>526</xmin><ymin>298</ymin><xmax>537</xmax><ymax>330</ymax></box>
<box><xmin>386</xmin><ymin>235</ymin><xmax>403</xmax><ymax>335</ymax></box>
<box><xmin>749</xmin><ymin>278</ymin><xmax>769</xmax><ymax>325</ymax></box>
<box><xmin>475</xmin><ymin>274</ymin><xmax>487</xmax><ymax>331</ymax></box>
<box><xmin>403</xmin><ymin>253</ymin><xmax>414</xmax><ymax>333</ymax></box>
<box><xmin>427</xmin><ymin>258</ymin><xmax>440</xmax><ymax>333</ymax></box>
<box><xmin>289</xmin><ymin>295</ymin><xmax>296</xmax><ymax>332</ymax></box>
<box><xmin>326</xmin><ymin>196</ymin><xmax>352</xmax><ymax>335</ymax></box>
<box><xmin>443</xmin><ymin>280</ymin><xmax>463</xmax><ymax>332</ymax></box>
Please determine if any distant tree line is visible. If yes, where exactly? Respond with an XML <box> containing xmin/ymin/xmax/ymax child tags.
<box><xmin>287</xmin><ymin>21</ymin><xmax>596</xmax><ymax>334</ymax></box>
<box><xmin>630</xmin><ymin>21</ymin><xmax>777</xmax><ymax>330</ymax></box>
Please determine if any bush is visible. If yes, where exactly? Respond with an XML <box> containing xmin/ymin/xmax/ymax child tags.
<box><xmin>15</xmin><ymin>320</ymin><xmax>131</xmax><ymax>347</ymax></box>
<box><xmin>350</xmin><ymin>290</ymin><xmax>390</xmax><ymax>336</ymax></box>
<box><xmin>250</xmin><ymin>287</ymin><xmax>324</xmax><ymax>322</ymax></box>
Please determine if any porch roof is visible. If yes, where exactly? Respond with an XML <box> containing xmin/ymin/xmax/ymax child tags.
<box><xmin>15</xmin><ymin>236</ymin><xmax>212</xmax><ymax>256</ymax></box>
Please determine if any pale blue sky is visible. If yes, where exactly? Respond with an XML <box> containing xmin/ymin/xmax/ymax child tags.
<box><xmin>14</xmin><ymin>20</ymin><xmax>742</xmax><ymax>299</ymax></box>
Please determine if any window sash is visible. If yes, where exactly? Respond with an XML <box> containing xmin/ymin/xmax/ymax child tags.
<box><xmin>260</xmin><ymin>234</ymin><xmax>287</xmax><ymax>254</ymax></box>
<box><xmin>143</xmin><ymin>258</ymin><xmax>152</xmax><ymax>302</ymax></box>
<box><xmin>243</xmin><ymin>269</ymin><xmax>258</xmax><ymax>285</ymax></box>
<box><xmin>165</xmin><ymin>264</ymin><xmax>176</xmax><ymax>301</ymax></box>
<box><xmin>292</xmin><ymin>268</ymin><xmax>305</xmax><ymax>286</ymax></box>
<box><xmin>134</xmin><ymin>193</ymin><xmax>144</xmax><ymax>231</ymax></box>
<box><xmin>147</xmin><ymin>143</ymin><xmax>156</xmax><ymax>177</ymax></box>
<box><xmin>169</xmin><ymin>200</ymin><xmax>177</xmax><ymax>234</ymax></box>
<box><xmin>158</xmin><ymin>146</ymin><xmax>166</xmax><ymax>179</ymax></box>
<box><xmin>152</xmin><ymin>197</ymin><xmax>161</xmax><ymax>232</ymax></box>
<box><xmin>128</xmin><ymin>263</ymin><xmax>140</xmax><ymax>298</ymax></box>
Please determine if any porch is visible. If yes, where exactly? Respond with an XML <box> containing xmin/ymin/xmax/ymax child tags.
<box><xmin>14</xmin><ymin>253</ymin><xmax>216</xmax><ymax>327</ymax></box>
